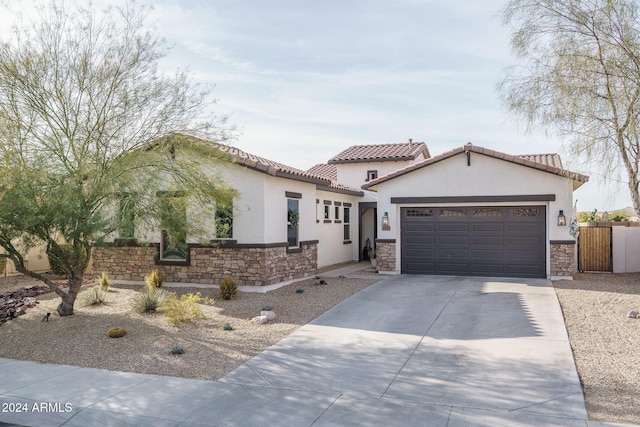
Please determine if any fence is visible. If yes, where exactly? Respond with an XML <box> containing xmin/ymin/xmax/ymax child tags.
<box><xmin>579</xmin><ymin>222</ymin><xmax>640</xmax><ymax>273</ymax></box>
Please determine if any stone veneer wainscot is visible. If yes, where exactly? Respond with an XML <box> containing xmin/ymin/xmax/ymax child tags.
<box><xmin>375</xmin><ymin>240</ymin><xmax>396</xmax><ymax>272</ymax></box>
<box><xmin>550</xmin><ymin>241</ymin><xmax>576</xmax><ymax>277</ymax></box>
<box><xmin>92</xmin><ymin>241</ymin><xmax>318</xmax><ymax>286</ymax></box>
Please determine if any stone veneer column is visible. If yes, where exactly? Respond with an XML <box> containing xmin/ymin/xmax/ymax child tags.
<box><xmin>550</xmin><ymin>241</ymin><xmax>576</xmax><ymax>277</ymax></box>
<box><xmin>376</xmin><ymin>240</ymin><xmax>396</xmax><ymax>272</ymax></box>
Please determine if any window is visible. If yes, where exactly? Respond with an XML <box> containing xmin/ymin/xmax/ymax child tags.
<box><xmin>343</xmin><ymin>207</ymin><xmax>351</xmax><ymax>240</ymax></box>
<box><xmin>118</xmin><ymin>194</ymin><xmax>136</xmax><ymax>239</ymax></box>
<box><xmin>215</xmin><ymin>200</ymin><xmax>233</xmax><ymax>239</ymax></box>
<box><xmin>334</xmin><ymin>206</ymin><xmax>340</xmax><ymax>220</ymax></box>
<box><xmin>324</xmin><ymin>205</ymin><xmax>330</xmax><ymax>219</ymax></box>
<box><xmin>159</xmin><ymin>193</ymin><xmax>187</xmax><ymax>260</ymax></box>
<box><xmin>287</xmin><ymin>199</ymin><xmax>299</xmax><ymax>247</ymax></box>
<box><xmin>366</xmin><ymin>170</ymin><xmax>378</xmax><ymax>181</ymax></box>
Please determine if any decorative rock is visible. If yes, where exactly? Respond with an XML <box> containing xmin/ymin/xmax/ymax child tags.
<box><xmin>252</xmin><ymin>315</ymin><xmax>268</xmax><ymax>324</ymax></box>
<box><xmin>628</xmin><ymin>310</ymin><xmax>639</xmax><ymax>319</ymax></box>
<box><xmin>261</xmin><ymin>310</ymin><xmax>276</xmax><ymax>320</ymax></box>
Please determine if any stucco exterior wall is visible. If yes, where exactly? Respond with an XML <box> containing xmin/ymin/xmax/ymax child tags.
<box><xmin>612</xmin><ymin>225</ymin><xmax>640</xmax><ymax>273</ymax></box>
<box><xmin>315</xmin><ymin>189</ymin><xmax>360</xmax><ymax>267</ymax></box>
<box><xmin>335</xmin><ymin>160</ymin><xmax>418</xmax><ymax>203</ymax></box>
<box><xmin>373</xmin><ymin>153</ymin><xmax>579</xmax><ymax>276</ymax></box>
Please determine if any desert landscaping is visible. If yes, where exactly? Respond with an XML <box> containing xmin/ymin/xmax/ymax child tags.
<box><xmin>1</xmin><ymin>271</ymin><xmax>639</xmax><ymax>424</ymax></box>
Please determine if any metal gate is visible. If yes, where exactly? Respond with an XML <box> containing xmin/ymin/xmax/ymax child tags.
<box><xmin>578</xmin><ymin>226</ymin><xmax>612</xmax><ymax>272</ymax></box>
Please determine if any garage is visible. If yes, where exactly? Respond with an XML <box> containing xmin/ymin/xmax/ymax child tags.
<box><xmin>401</xmin><ymin>206</ymin><xmax>546</xmax><ymax>278</ymax></box>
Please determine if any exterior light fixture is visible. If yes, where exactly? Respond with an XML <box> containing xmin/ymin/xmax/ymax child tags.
<box><xmin>558</xmin><ymin>210</ymin><xmax>566</xmax><ymax>226</ymax></box>
<box><xmin>382</xmin><ymin>212</ymin><xmax>390</xmax><ymax>230</ymax></box>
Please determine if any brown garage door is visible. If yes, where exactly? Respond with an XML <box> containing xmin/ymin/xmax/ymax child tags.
<box><xmin>401</xmin><ymin>206</ymin><xmax>546</xmax><ymax>278</ymax></box>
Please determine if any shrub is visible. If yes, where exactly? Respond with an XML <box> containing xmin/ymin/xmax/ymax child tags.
<box><xmin>108</xmin><ymin>327</ymin><xmax>127</xmax><ymax>338</ymax></box>
<box><xmin>218</xmin><ymin>276</ymin><xmax>238</xmax><ymax>300</ymax></box>
<box><xmin>144</xmin><ymin>268</ymin><xmax>165</xmax><ymax>290</ymax></box>
<box><xmin>98</xmin><ymin>272</ymin><xmax>110</xmax><ymax>292</ymax></box>
<box><xmin>132</xmin><ymin>287</ymin><xmax>170</xmax><ymax>313</ymax></box>
<box><xmin>159</xmin><ymin>292</ymin><xmax>212</xmax><ymax>325</ymax></box>
<box><xmin>171</xmin><ymin>346</ymin><xmax>184</xmax><ymax>355</ymax></box>
<box><xmin>79</xmin><ymin>287</ymin><xmax>107</xmax><ymax>306</ymax></box>
<box><xmin>223</xmin><ymin>323</ymin><xmax>233</xmax><ymax>331</ymax></box>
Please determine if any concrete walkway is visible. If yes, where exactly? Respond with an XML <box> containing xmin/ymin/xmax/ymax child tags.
<box><xmin>0</xmin><ymin>274</ymin><xmax>636</xmax><ymax>426</ymax></box>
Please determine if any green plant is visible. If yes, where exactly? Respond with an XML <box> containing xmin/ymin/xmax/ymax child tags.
<box><xmin>132</xmin><ymin>287</ymin><xmax>170</xmax><ymax>313</ymax></box>
<box><xmin>262</xmin><ymin>305</ymin><xmax>272</xmax><ymax>311</ymax></box>
<box><xmin>223</xmin><ymin>323</ymin><xmax>233</xmax><ymax>331</ymax></box>
<box><xmin>295</xmin><ymin>288</ymin><xmax>304</xmax><ymax>293</ymax></box>
<box><xmin>171</xmin><ymin>346</ymin><xmax>184</xmax><ymax>354</ymax></box>
<box><xmin>98</xmin><ymin>272</ymin><xmax>110</xmax><ymax>292</ymax></box>
<box><xmin>218</xmin><ymin>276</ymin><xmax>238</xmax><ymax>300</ymax></box>
<box><xmin>371</xmin><ymin>251</ymin><xmax>377</xmax><ymax>259</ymax></box>
<box><xmin>108</xmin><ymin>327</ymin><xmax>127</xmax><ymax>338</ymax></box>
<box><xmin>159</xmin><ymin>292</ymin><xmax>210</xmax><ymax>325</ymax></box>
<box><xmin>79</xmin><ymin>287</ymin><xmax>107</xmax><ymax>306</ymax></box>
<box><xmin>144</xmin><ymin>269</ymin><xmax>165</xmax><ymax>290</ymax></box>
<box><xmin>287</xmin><ymin>209</ymin><xmax>299</xmax><ymax>227</ymax></box>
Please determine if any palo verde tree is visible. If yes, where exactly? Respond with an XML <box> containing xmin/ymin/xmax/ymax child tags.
<box><xmin>0</xmin><ymin>1</ymin><xmax>236</xmax><ymax>316</ymax></box>
<box><xmin>499</xmin><ymin>0</ymin><xmax>640</xmax><ymax>213</ymax></box>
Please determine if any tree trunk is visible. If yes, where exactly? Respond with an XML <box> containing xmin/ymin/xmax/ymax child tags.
<box><xmin>56</xmin><ymin>269</ymin><xmax>84</xmax><ymax>317</ymax></box>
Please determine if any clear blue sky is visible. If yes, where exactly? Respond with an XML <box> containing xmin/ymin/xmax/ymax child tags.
<box><xmin>4</xmin><ymin>0</ymin><xmax>636</xmax><ymax>212</ymax></box>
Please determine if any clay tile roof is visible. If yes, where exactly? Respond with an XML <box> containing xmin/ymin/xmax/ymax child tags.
<box><xmin>518</xmin><ymin>153</ymin><xmax>563</xmax><ymax>168</ymax></box>
<box><xmin>327</xmin><ymin>140</ymin><xmax>430</xmax><ymax>164</ymax></box>
<box><xmin>215</xmin><ymin>145</ymin><xmax>330</xmax><ymax>185</ymax></box>
<box><xmin>362</xmin><ymin>144</ymin><xmax>589</xmax><ymax>191</ymax></box>
<box><xmin>307</xmin><ymin>163</ymin><xmax>338</xmax><ymax>182</ymax></box>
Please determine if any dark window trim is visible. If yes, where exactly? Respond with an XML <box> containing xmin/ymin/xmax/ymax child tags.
<box><xmin>285</xmin><ymin>191</ymin><xmax>302</xmax><ymax>199</ymax></box>
<box><xmin>334</xmin><ymin>201</ymin><xmax>342</xmax><ymax>206</ymax></box>
<box><xmin>390</xmin><ymin>194</ymin><xmax>556</xmax><ymax>204</ymax></box>
<box><xmin>343</xmin><ymin>240</ymin><xmax>352</xmax><ymax>245</ymax></box>
<box><xmin>324</xmin><ymin>200</ymin><xmax>332</xmax><ymax>205</ymax></box>
<box><xmin>343</xmin><ymin>202</ymin><xmax>352</xmax><ymax>207</ymax></box>
<box><xmin>286</xmin><ymin>247</ymin><xmax>302</xmax><ymax>254</ymax></box>
<box><xmin>323</xmin><ymin>219</ymin><xmax>332</xmax><ymax>223</ymax></box>
<box><xmin>316</xmin><ymin>199</ymin><xmax>319</xmax><ymax>204</ymax></box>
<box><xmin>366</xmin><ymin>170</ymin><xmax>378</xmax><ymax>181</ymax></box>
<box><xmin>376</xmin><ymin>239</ymin><xmax>396</xmax><ymax>243</ymax></box>
<box><xmin>335</xmin><ymin>220</ymin><xmax>342</xmax><ymax>223</ymax></box>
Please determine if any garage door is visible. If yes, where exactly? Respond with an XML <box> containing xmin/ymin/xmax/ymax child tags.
<box><xmin>401</xmin><ymin>206</ymin><xmax>546</xmax><ymax>278</ymax></box>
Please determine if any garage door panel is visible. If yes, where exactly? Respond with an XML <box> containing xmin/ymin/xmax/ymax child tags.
<box><xmin>472</xmin><ymin>223</ymin><xmax>504</xmax><ymax>232</ymax></box>
<box><xmin>438</xmin><ymin>235</ymin><xmax>469</xmax><ymax>245</ymax></box>
<box><xmin>472</xmin><ymin>236</ymin><xmax>504</xmax><ymax>245</ymax></box>
<box><xmin>401</xmin><ymin>206</ymin><xmax>546</xmax><ymax>278</ymax></box>
<box><xmin>438</xmin><ymin>248</ymin><xmax>470</xmax><ymax>258</ymax></box>
<box><xmin>437</xmin><ymin>262</ymin><xmax>470</xmax><ymax>275</ymax></box>
<box><xmin>472</xmin><ymin>249</ymin><xmax>504</xmax><ymax>259</ymax></box>
<box><xmin>405</xmin><ymin>235</ymin><xmax>435</xmax><ymax>245</ymax></box>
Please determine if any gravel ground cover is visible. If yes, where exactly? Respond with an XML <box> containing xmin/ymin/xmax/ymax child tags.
<box><xmin>554</xmin><ymin>273</ymin><xmax>640</xmax><ymax>425</ymax></box>
<box><xmin>1</xmin><ymin>271</ymin><xmax>638</xmax><ymax>424</ymax></box>
<box><xmin>0</xmin><ymin>273</ymin><xmax>379</xmax><ymax>381</ymax></box>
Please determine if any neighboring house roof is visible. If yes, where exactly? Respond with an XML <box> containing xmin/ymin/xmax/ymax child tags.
<box><xmin>362</xmin><ymin>143</ymin><xmax>589</xmax><ymax>191</ymax></box>
<box><xmin>327</xmin><ymin>140</ymin><xmax>430</xmax><ymax>164</ymax></box>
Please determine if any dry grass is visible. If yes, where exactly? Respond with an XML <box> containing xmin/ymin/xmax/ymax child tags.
<box><xmin>0</xmin><ymin>274</ymin><xmax>379</xmax><ymax>381</ymax></box>
<box><xmin>554</xmin><ymin>273</ymin><xmax>640</xmax><ymax>425</ymax></box>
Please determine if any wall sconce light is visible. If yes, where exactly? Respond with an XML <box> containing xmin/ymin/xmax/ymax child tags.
<box><xmin>381</xmin><ymin>212</ymin><xmax>390</xmax><ymax>230</ymax></box>
<box><xmin>558</xmin><ymin>210</ymin><xmax>566</xmax><ymax>226</ymax></box>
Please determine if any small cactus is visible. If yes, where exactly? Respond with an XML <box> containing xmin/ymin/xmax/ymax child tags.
<box><xmin>295</xmin><ymin>288</ymin><xmax>304</xmax><ymax>293</ymax></box>
<box><xmin>171</xmin><ymin>346</ymin><xmax>184</xmax><ymax>355</ymax></box>
<box><xmin>108</xmin><ymin>327</ymin><xmax>127</xmax><ymax>338</ymax></box>
<box><xmin>223</xmin><ymin>323</ymin><xmax>233</xmax><ymax>331</ymax></box>
<box><xmin>262</xmin><ymin>305</ymin><xmax>272</xmax><ymax>311</ymax></box>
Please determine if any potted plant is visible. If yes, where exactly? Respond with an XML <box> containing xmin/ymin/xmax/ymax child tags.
<box><xmin>371</xmin><ymin>250</ymin><xmax>377</xmax><ymax>268</ymax></box>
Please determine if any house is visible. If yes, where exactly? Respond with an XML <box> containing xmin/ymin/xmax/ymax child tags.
<box><xmin>91</xmin><ymin>139</ymin><xmax>588</xmax><ymax>285</ymax></box>
<box><xmin>362</xmin><ymin>143</ymin><xmax>588</xmax><ymax>279</ymax></box>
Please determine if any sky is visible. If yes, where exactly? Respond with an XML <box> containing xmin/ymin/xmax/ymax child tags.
<box><xmin>2</xmin><ymin>0</ymin><xmax>635</xmax><ymax>212</ymax></box>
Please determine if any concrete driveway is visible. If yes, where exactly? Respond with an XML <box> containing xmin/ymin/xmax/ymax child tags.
<box><xmin>1</xmin><ymin>274</ymin><xmax>623</xmax><ymax>426</ymax></box>
<box><xmin>219</xmin><ymin>274</ymin><xmax>591</xmax><ymax>426</ymax></box>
